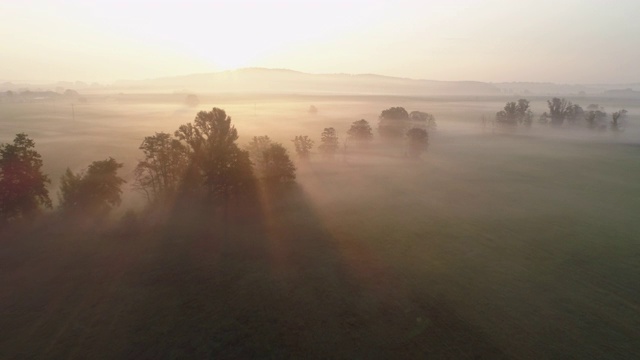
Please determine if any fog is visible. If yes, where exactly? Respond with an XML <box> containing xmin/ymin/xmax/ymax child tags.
<box><xmin>2</xmin><ymin>76</ymin><xmax>640</xmax><ymax>359</ymax></box>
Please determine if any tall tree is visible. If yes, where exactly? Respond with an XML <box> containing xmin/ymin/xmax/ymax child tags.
<box><xmin>133</xmin><ymin>132</ymin><xmax>188</xmax><ymax>203</ymax></box>
<box><xmin>378</xmin><ymin>107</ymin><xmax>410</xmax><ymax>139</ymax></box>
<box><xmin>262</xmin><ymin>143</ymin><xmax>296</xmax><ymax>184</ymax></box>
<box><xmin>292</xmin><ymin>135</ymin><xmax>314</xmax><ymax>160</ymax></box>
<box><xmin>584</xmin><ymin>110</ymin><xmax>608</xmax><ymax>130</ymax></box>
<box><xmin>319</xmin><ymin>127</ymin><xmax>339</xmax><ymax>157</ymax></box>
<box><xmin>547</xmin><ymin>98</ymin><xmax>571</xmax><ymax>127</ymax></box>
<box><xmin>565</xmin><ymin>104</ymin><xmax>584</xmax><ymax>125</ymax></box>
<box><xmin>611</xmin><ymin>109</ymin><xmax>628</xmax><ymax>131</ymax></box>
<box><xmin>174</xmin><ymin>107</ymin><xmax>254</xmax><ymax>200</ymax></box>
<box><xmin>59</xmin><ymin>157</ymin><xmax>125</xmax><ymax>217</ymax></box>
<box><xmin>0</xmin><ymin>133</ymin><xmax>52</xmax><ymax>221</ymax></box>
<box><xmin>515</xmin><ymin>99</ymin><xmax>534</xmax><ymax>127</ymax></box>
<box><xmin>347</xmin><ymin>119</ymin><xmax>373</xmax><ymax>144</ymax></box>
<box><xmin>245</xmin><ymin>136</ymin><xmax>272</xmax><ymax>177</ymax></box>
<box><xmin>496</xmin><ymin>101</ymin><xmax>519</xmax><ymax>126</ymax></box>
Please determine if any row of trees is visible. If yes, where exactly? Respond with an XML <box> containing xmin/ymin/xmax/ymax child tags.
<box><xmin>134</xmin><ymin>108</ymin><xmax>295</xmax><ymax>205</ymax></box>
<box><xmin>301</xmin><ymin>107</ymin><xmax>434</xmax><ymax>159</ymax></box>
<box><xmin>0</xmin><ymin>133</ymin><xmax>125</xmax><ymax>222</ymax></box>
<box><xmin>1</xmin><ymin>105</ymin><xmax>434</xmax><ymax>223</ymax></box>
<box><xmin>0</xmin><ymin>108</ymin><xmax>297</xmax><ymax>223</ymax></box>
<box><xmin>494</xmin><ymin>98</ymin><xmax>627</xmax><ymax>131</ymax></box>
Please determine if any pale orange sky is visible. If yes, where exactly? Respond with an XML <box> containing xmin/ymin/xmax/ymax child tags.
<box><xmin>1</xmin><ymin>0</ymin><xmax>639</xmax><ymax>84</ymax></box>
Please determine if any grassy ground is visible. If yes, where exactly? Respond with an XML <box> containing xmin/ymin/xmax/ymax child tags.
<box><xmin>1</xmin><ymin>96</ymin><xmax>640</xmax><ymax>358</ymax></box>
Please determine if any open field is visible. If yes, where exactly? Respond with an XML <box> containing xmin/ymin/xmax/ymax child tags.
<box><xmin>1</xmin><ymin>94</ymin><xmax>640</xmax><ymax>358</ymax></box>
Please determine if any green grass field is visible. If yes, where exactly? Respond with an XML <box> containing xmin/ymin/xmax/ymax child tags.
<box><xmin>1</xmin><ymin>95</ymin><xmax>639</xmax><ymax>358</ymax></box>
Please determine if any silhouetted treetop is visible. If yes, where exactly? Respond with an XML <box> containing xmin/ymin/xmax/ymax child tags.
<box><xmin>134</xmin><ymin>132</ymin><xmax>188</xmax><ymax>203</ymax></box>
<box><xmin>0</xmin><ymin>133</ymin><xmax>52</xmax><ymax>221</ymax></box>
<box><xmin>175</xmin><ymin>107</ymin><xmax>254</xmax><ymax>200</ymax></box>
<box><xmin>319</xmin><ymin>127</ymin><xmax>339</xmax><ymax>157</ymax></box>
<box><xmin>292</xmin><ymin>135</ymin><xmax>314</xmax><ymax>160</ymax></box>
<box><xmin>347</xmin><ymin>119</ymin><xmax>373</xmax><ymax>143</ymax></box>
<box><xmin>379</xmin><ymin>107</ymin><xmax>410</xmax><ymax>139</ymax></box>
<box><xmin>547</xmin><ymin>98</ymin><xmax>571</xmax><ymax>127</ymax></box>
<box><xmin>262</xmin><ymin>143</ymin><xmax>296</xmax><ymax>184</ymax></box>
<box><xmin>611</xmin><ymin>109</ymin><xmax>627</xmax><ymax>131</ymax></box>
<box><xmin>246</xmin><ymin>136</ymin><xmax>273</xmax><ymax>177</ymax></box>
<box><xmin>565</xmin><ymin>104</ymin><xmax>584</xmax><ymax>125</ymax></box>
<box><xmin>59</xmin><ymin>157</ymin><xmax>125</xmax><ymax>217</ymax></box>
<box><xmin>380</xmin><ymin>107</ymin><xmax>409</xmax><ymax>121</ymax></box>
<box><xmin>495</xmin><ymin>99</ymin><xmax>532</xmax><ymax>127</ymax></box>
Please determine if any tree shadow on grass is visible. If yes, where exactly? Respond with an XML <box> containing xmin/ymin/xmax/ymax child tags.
<box><xmin>0</xmin><ymin>185</ymin><xmax>507</xmax><ymax>359</ymax></box>
<box><xmin>119</xmin><ymin>183</ymin><xmax>507</xmax><ymax>359</ymax></box>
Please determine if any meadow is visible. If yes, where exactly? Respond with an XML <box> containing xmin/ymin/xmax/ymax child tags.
<box><xmin>1</xmin><ymin>93</ymin><xmax>639</xmax><ymax>358</ymax></box>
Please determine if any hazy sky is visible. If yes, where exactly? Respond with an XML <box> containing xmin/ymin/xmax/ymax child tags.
<box><xmin>1</xmin><ymin>0</ymin><xmax>639</xmax><ymax>84</ymax></box>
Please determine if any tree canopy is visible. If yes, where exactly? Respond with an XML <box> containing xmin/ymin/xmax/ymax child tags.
<box><xmin>347</xmin><ymin>119</ymin><xmax>373</xmax><ymax>143</ymax></box>
<box><xmin>59</xmin><ymin>157</ymin><xmax>125</xmax><ymax>217</ymax></box>
<box><xmin>319</xmin><ymin>127</ymin><xmax>339</xmax><ymax>157</ymax></box>
<box><xmin>409</xmin><ymin>111</ymin><xmax>437</xmax><ymax>131</ymax></box>
<box><xmin>378</xmin><ymin>107</ymin><xmax>410</xmax><ymax>139</ymax></box>
<box><xmin>547</xmin><ymin>98</ymin><xmax>571</xmax><ymax>127</ymax></box>
<box><xmin>495</xmin><ymin>99</ymin><xmax>532</xmax><ymax>127</ymax></box>
<box><xmin>292</xmin><ymin>135</ymin><xmax>314</xmax><ymax>160</ymax></box>
<box><xmin>134</xmin><ymin>132</ymin><xmax>188</xmax><ymax>203</ymax></box>
<box><xmin>175</xmin><ymin>107</ymin><xmax>254</xmax><ymax>200</ymax></box>
<box><xmin>262</xmin><ymin>143</ymin><xmax>296</xmax><ymax>184</ymax></box>
<box><xmin>245</xmin><ymin>136</ymin><xmax>273</xmax><ymax>177</ymax></box>
<box><xmin>0</xmin><ymin>133</ymin><xmax>52</xmax><ymax>221</ymax></box>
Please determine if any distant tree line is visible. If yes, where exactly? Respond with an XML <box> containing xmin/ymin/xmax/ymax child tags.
<box><xmin>493</xmin><ymin>98</ymin><xmax>627</xmax><ymax>132</ymax></box>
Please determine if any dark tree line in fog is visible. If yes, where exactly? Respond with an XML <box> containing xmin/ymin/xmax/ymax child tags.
<box><xmin>0</xmin><ymin>105</ymin><xmax>434</xmax><ymax>224</ymax></box>
<box><xmin>494</xmin><ymin>97</ymin><xmax>627</xmax><ymax>131</ymax></box>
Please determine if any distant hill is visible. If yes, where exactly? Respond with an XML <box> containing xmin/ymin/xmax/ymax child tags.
<box><xmin>112</xmin><ymin>68</ymin><xmax>501</xmax><ymax>95</ymax></box>
<box><xmin>3</xmin><ymin>68</ymin><xmax>639</xmax><ymax>96</ymax></box>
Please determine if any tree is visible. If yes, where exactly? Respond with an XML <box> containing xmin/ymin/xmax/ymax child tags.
<box><xmin>133</xmin><ymin>132</ymin><xmax>188</xmax><ymax>203</ymax></box>
<box><xmin>262</xmin><ymin>143</ymin><xmax>296</xmax><ymax>184</ymax></box>
<box><xmin>318</xmin><ymin>127</ymin><xmax>339</xmax><ymax>157</ymax></box>
<box><xmin>292</xmin><ymin>135</ymin><xmax>314</xmax><ymax>160</ymax></box>
<box><xmin>515</xmin><ymin>99</ymin><xmax>534</xmax><ymax>127</ymax></box>
<box><xmin>378</xmin><ymin>107</ymin><xmax>410</xmax><ymax>139</ymax></box>
<box><xmin>347</xmin><ymin>119</ymin><xmax>373</xmax><ymax>144</ymax></box>
<box><xmin>547</xmin><ymin>97</ymin><xmax>571</xmax><ymax>127</ymax></box>
<box><xmin>0</xmin><ymin>133</ymin><xmax>52</xmax><ymax>221</ymax></box>
<box><xmin>64</xmin><ymin>89</ymin><xmax>79</xmax><ymax>97</ymax></box>
<box><xmin>245</xmin><ymin>136</ymin><xmax>272</xmax><ymax>177</ymax></box>
<box><xmin>496</xmin><ymin>101</ymin><xmax>518</xmax><ymax>126</ymax></box>
<box><xmin>174</xmin><ymin>107</ymin><xmax>254</xmax><ymax>200</ymax></box>
<box><xmin>565</xmin><ymin>104</ymin><xmax>584</xmax><ymax>125</ymax></box>
<box><xmin>409</xmin><ymin>111</ymin><xmax>437</xmax><ymax>131</ymax></box>
<box><xmin>59</xmin><ymin>157</ymin><xmax>125</xmax><ymax>217</ymax></box>
<box><xmin>495</xmin><ymin>99</ymin><xmax>531</xmax><ymax>128</ymax></box>
<box><xmin>406</xmin><ymin>128</ymin><xmax>429</xmax><ymax>158</ymax></box>
<box><xmin>611</xmin><ymin>109</ymin><xmax>628</xmax><ymax>131</ymax></box>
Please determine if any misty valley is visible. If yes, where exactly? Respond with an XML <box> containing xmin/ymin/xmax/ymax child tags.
<box><xmin>1</xmin><ymin>88</ymin><xmax>639</xmax><ymax>359</ymax></box>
